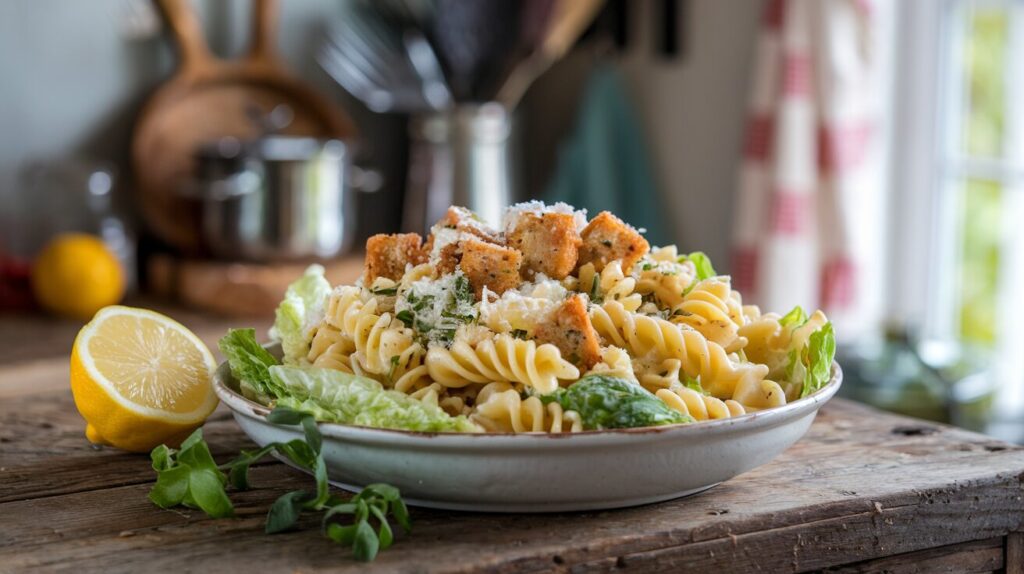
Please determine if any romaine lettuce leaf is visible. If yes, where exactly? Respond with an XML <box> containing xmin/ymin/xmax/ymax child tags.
<box><xmin>783</xmin><ymin>321</ymin><xmax>837</xmax><ymax>398</ymax></box>
<box><xmin>545</xmin><ymin>375</ymin><xmax>692</xmax><ymax>429</ymax></box>
<box><xmin>801</xmin><ymin>322</ymin><xmax>836</xmax><ymax>398</ymax></box>
<box><xmin>218</xmin><ymin>328</ymin><xmax>282</xmax><ymax>403</ymax></box>
<box><xmin>269</xmin><ymin>366</ymin><xmax>480</xmax><ymax>433</ymax></box>
<box><xmin>683</xmin><ymin>251</ymin><xmax>717</xmax><ymax>281</ymax></box>
<box><xmin>779</xmin><ymin>305</ymin><xmax>808</xmax><ymax>328</ymax></box>
<box><xmin>271</xmin><ymin>265</ymin><xmax>331</xmax><ymax>364</ymax></box>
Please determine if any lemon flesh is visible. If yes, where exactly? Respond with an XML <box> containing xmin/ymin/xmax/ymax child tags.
<box><xmin>70</xmin><ymin>306</ymin><xmax>218</xmax><ymax>452</ymax></box>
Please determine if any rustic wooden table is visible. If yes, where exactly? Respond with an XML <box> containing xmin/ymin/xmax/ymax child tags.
<box><xmin>2</xmin><ymin>307</ymin><xmax>1024</xmax><ymax>573</ymax></box>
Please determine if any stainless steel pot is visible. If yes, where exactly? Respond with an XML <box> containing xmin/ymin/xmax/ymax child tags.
<box><xmin>190</xmin><ymin>136</ymin><xmax>379</xmax><ymax>262</ymax></box>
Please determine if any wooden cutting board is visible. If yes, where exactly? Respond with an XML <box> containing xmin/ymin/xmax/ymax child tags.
<box><xmin>133</xmin><ymin>0</ymin><xmax>356</xmax><ymax>253</ymax></box>
<box><xmin>147</xmin><ymin>254</ymin><xmax>363</xmax><ymax>317</ymax></box>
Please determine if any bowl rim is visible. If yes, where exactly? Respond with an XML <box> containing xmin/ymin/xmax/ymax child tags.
<box><xmin>213</xmin><ymin>343</ymin><xmax>843</xmax><ymax>442</ymax></box>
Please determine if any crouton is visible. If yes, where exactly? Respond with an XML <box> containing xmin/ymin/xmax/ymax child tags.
<box><xmin>458</xmin><ymin>239</ymin><xmax>523</xmax><ymax>298</ymax></box>
<box><xmin>534</xmin><ymin>294</ymin><xmax>602</xmax><ymax>370</ymax></box>
<box><xmin>364</xmin><ymin>233</ymin><xmax>427</xmax><ymax>282</ymax></box>
<box><xmin>434</xmin><ymin>241</ymin><xmax>461</xmax><ymax>276</ymax></box>
<box><xmin>505</xmin><ymin>212</ymin><xmax>582</xmax><ymax>280</ymax></box>
<box><xmin>577</xmin><ymin>211</ymin><xmax>650</xmax><ymax>273</ymax></box>
<box><xmin>424</xmin><ymin>206</ymin><xmax>501</xmax><ymax>255</ymax></box>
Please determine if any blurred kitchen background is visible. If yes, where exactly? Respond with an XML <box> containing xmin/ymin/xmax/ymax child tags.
<box><xmin>2</xmin><ymin>0</ymin><xmax>1023</xmax><ymax>442</ymax></box>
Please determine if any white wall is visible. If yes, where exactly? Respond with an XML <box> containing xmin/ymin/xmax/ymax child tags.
<box><xmin>619</xmin><ymin>0</ymin><xmax>763</xmax><ymax>268</ymax></box>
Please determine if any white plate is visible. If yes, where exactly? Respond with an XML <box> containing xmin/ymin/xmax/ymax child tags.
<box><xmin>213</xmin><ymin>344</ymin><xmax>842</xmax><ymax>512</ymax></box>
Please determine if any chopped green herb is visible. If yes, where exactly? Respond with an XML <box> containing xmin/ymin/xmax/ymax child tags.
<box><xmin>510</xmin><ymin>329</ymin><xmax>529</xmax><ymax>340</ymax></box>
<box><xmin>589</xmin><ymin>274</ymin><xmax>602</xmax><ymax>302</ymax></box>
<box><xmin>371</xmin><ymin>287</ymin><xmax>398</xmax><ymax>296</ymax></box>
<box><xmin>387</xmin><ymin>356</ymin><xmax>401</xmax><ymax>383</ymax></box>
<box><xmin>147</xmin><ymin>409</ymin><xmax>411</xmax><ymax>562</ymax></box>
<box><xmin>395</xmin><ymin>310</ymin><xmax>415</xmax><ymax>327</ymax></box>
<box><xmin>397</xmin><ymin>272</ymin><xmax>477</xmax><ymax>346</ymax></box>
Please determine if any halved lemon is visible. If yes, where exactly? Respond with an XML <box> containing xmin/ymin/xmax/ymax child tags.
<box><xmin>70</xmin><ymin>306</ymin><xmax>219</xmax><ymax>452</ymax></box>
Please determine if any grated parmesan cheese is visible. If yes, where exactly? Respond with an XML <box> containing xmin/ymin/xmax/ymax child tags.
<box><xmin>395</xmin><ymin>270</ymin><xmax>478</xmax><ymax>346</ymax></box>
<box><xmin>502</xmin><ymin>200</ymin><xmax>588</xmax><ymax>234</ymax></box>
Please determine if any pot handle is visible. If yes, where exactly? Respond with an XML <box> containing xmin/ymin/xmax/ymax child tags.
<box><xmin>179</xmin><ymin>171</ymin><xmax>262</xmax><ymax>201</ymax></box>
<box><xmin>349</xmin><ymin>165</ymin><xmax>383</xmax><ymax>193</ymax></box>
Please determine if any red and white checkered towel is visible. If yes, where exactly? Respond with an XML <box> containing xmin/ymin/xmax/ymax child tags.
<box><xmin>732</xmin><ymin>0</ymin><xmax>881</xmax><ymax>334</ymax></box>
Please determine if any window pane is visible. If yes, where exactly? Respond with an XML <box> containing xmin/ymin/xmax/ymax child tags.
<box><xmin>958</xmin><ymin>179</ymin><xmax>1003</xmax><ymax>345</ymax></box>
<box><xmin>962</xmin><ymin>5</ymin><xmax>1010</xmax><ymax>158</ymax></box>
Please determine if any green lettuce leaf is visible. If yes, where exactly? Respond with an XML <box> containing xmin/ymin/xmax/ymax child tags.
<box><xmin>685</xmin><ymin>251</ymin><xmax>717</xmax><ymax>281</ymax></box>
<box><xmin>269</xmin><ymin>366</ymin><xmax>480</xmax><ymax>433</ymax></box>
<box><xmin>219</xmin><ymin>328</ymin><xmax>283</xmax><ymax>403</ymax></box>
<box><xmin>271</xmin><ymin>265</ymin><xmax>332</xmax><ymax>364</ymax></box>
<box><xmin>801</xmin><ymin>322</ymin><xmax>836</xmax><ymax>398</ymax></box>
<box><xmin>545</xmin><ymin>375</ymin><xmax>692</xmax><ymax>430</ymax></box>
<box><xmin>779</xmin><ymin>306</ymin><xmax>808</xmax><ymax>328</ymax></box>
<box><xmin>783</xmin><ymin>322</ymin><xmax>837</xmax><ymax>398</ymax></box>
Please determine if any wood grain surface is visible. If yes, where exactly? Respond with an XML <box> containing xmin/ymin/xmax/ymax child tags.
<box><xmin>2</xmin><ymin>386</ymin><xmax>1023</xmax><ymax>572</ymax></box>
<box><xmin>2</xmin><ymin>311</ymin><xmax>1023</xmax><ymax>573</ymax></box>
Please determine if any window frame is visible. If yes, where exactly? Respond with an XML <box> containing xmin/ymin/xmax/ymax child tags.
<box><xmin>889</xmin><ymin>0</ymin><xmax>1024</xmax><ymax>419</ymax></box>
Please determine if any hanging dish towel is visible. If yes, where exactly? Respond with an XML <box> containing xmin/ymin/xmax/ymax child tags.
<box><xmin>545</xmin><ymin>65</ymin><xmax>667</xmax><ymax>245</ymax></box>
<box><xmin>732</xmin><ymin>0</ymin><xmax>884</xmax><ymax>337</ymax></box>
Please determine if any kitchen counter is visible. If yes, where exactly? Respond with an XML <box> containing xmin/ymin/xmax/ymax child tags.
<box><xmin>2</xmin><ymin>309</ymin><xmax>1023</xmax><ymax>573</ymax></box>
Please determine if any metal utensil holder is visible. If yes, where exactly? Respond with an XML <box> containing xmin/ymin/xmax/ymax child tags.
<box><xmin>403</xmin><ymin>103</ymin><xmax>518</xmax><ymax>233</ymax></box>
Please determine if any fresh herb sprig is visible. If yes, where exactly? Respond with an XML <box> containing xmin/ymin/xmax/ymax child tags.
<box><xmin>148</xmin><ymin>408</ymin><xmax>410</xmax><ymax>561</ymax></box>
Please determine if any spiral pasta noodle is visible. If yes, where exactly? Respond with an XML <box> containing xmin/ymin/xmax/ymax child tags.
<box><xmin>671</xmin><ymin>277</ymin><xmax>746</xmax><ymax>352</ymax></box>
<box><xmin>590</xmin><ymin>300</ymin><xmax>768</xmax><ymax>399</ymax></box>
<box><xmin>577</xmin><ymin>261</ymin><xmax>642</xmax><ymax>311</ymax></box>
<box><xmin>307</xmin><ymin>324</ymin><xmax>356</xmax><ymax>373</ymax></box>
<box><xmin>585</xmin><ymin>346</ymin><xmax>637</xmax><ymax>382</ymax></box>
<box><xmin>426</xmin><ymin>333</ymin><xmax>580</xmax><ymax>395</ymax></box>
<box><xmin>471</xmin><ymin>389</ymin><xmax>584</xmax><ymax>433</ymax></box>
<box><xmin>655</xmin><ymin>386</ymin><xmax>746</xmax><ymax>421</ymax></box>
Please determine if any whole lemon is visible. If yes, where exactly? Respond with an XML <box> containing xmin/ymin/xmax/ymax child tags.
<box><xmin>32</xmin><ymin>234</ymin><xmax>125</xmax><ymax>320</ymax></box>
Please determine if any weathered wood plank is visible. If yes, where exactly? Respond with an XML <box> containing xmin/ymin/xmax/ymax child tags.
<box><xmin>821</xmin><ymin>537</ymin><xmax>1004</xmax><ymax>573</ymax></box>
<box><xmin>3</xmin><ymin>390</ymin><xmax>1018</xmax><ymax>505</ymax></box>
<box><xmin>2</xmin><ymin>437</ymin><xmax>1023</xmax><ymax>572</ymax></box>
<box><xmin>4</xmin><ymin>366</ymin><xmax>1024</xmax><ymax>572</ymax></box>
<box><xmin>0</xmin><ymin>401</ymin><xmax>262</xmax><ymax>504</ymax></box>
<box><xmin>1008</xmin><ymin>531</ymin><xmax>1024</xmax><ymax>574</ymax></box>
<box><xmin>0</xmin><ymin>297</ymin><xmax>272</xmax><ymax>367</ymax></box>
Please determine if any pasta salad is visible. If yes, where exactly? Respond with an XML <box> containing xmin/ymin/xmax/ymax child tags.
<box><xmin>220</xmin><ymin>202</ymin><xmax>837</xmax><ymax>433</ymax></box>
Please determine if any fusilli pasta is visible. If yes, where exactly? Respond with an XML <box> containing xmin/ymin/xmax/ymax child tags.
<box><xmin>471</xmin><ymin>389</ymin><xmax>584</xmax><ymax>432</ymax></box>
<box><xmin>426</xmin><ymin>333</ymin><xmax>580</xmax><ymax>394</ymax></box>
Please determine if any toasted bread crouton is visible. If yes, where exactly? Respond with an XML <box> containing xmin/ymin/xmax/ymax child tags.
<box><xmin>577</xmin><ymin>211</ymin><xmax>650</xmax><ymax>273</ymax></box>
<box><xmin>534</xmin><ymin>294</ymin><xmax>602</xmax><ymax>370</ymax></box>
<box><xmin>505</xmin><ymin>212</ymin><xmax>582</xmax><ymax>280</ymax></box>
<box><xmin>364</xmin><ymin>233</ymin><xmax>427</xmax><ymax>282</ymax></box>
<box><xmin>424</xmin><ymin>206</ymin><xmax>501</xmax><ymax>255</ymax></box>
<box><xmin>458</xmin><ymin>239</ymin><xmax>522</xmax><ymax>298</ymax></box>
<box><xmin>434</xmin><ymin>241</ymin><xmax>461</xmax><ymax>276</ymax></box>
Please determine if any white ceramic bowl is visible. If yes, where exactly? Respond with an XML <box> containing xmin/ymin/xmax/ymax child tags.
<box><xmin>213</xmin><ymin>345</ymin><xmax>842</xmax><ymax>512</ymax></box>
